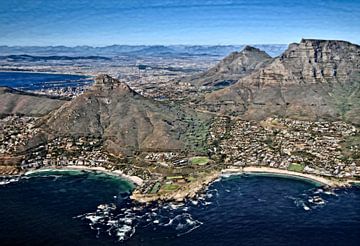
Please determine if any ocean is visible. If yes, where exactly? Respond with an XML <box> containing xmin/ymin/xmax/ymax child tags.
<box><xmin>0</xmin><ymin>71</ymin><xmax>92</xmax><ymax>91</ymax></box>
<box><xmin>0</xmin><ymin>171</ymin><xmax>359</xmax><ymax>246</ymax></box>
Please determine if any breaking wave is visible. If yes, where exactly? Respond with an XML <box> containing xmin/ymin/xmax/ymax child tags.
<box><xmin>75</xmin><ymin>196</ymin><xmax>206</xmax><ymax>242</ymax></box>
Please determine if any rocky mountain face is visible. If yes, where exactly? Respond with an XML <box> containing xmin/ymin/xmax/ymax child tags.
<box><xmin>204</xmin><ymin>39</ymin><xmax>360</xmax><ymax>125</ymax></box>
<box><xmin>0</xmin><ymin>87</ymin><xmax>68</xmax><ymax>118</ymax></box>
<box><xmin>41</xmin><ymin>75</ymin><xmax>204</xmax><ymax>156</ymax></box>
<box><xmin>177</xmin><ymin>46</ymin><xmax>272</xmax><ymax>88</ymax></box>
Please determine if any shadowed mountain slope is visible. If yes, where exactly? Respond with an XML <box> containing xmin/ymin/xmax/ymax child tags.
<box><xmin>0</xmin><ymin>87</ymin><xmax>68</xmax><ymax>118</ymax></box>
<box><xmin>177</xmin><ymin>46</ymin><xmax>272</xmax><ymax>88</ymax></box>
<box><xmin>42</xmin><ymin>75</ymin><xmax>208</xmax><ymax>156</ymax></box>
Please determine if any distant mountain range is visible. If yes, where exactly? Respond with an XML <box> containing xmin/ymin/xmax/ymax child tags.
<box><xmin>0</xmin><ymin>54</ymin><xmax>111</xmax><ymax>62</ymax></box>
<box><xmin>0</xmin><ymin>44</ymin><xmax>287</xmax><ymax>58</ymax></box>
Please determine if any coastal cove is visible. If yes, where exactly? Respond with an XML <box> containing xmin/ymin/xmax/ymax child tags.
<box><xmin>10</xmin><ymin>164</ymin><xmax>359</xmax><ymax>205</ymax></box>
<box><xmin>130</xmin><ymin>165</ymin><xmax>357</xmax><ymax>204</ymax></box>
<box><xmin>0</xmin><ymin>71</ymin><xmax>92</xmax><ymax>92</ymax></box>
<box><xmin>1</xmin><ymin>1</ymin><xmax>359</xmax><ymax>244</ymax></box>
<box><xmin>24</xmin><ymin>166</ymin><xmax>144</xmax><ymax>186</ymax></box>
<box><xmin>223</xmin><ymin>167</ymin><xmax>355</xmax><ymax>187</ymax></box>
<box><xmin>1</xmin><ymin>170</ymin><xmax>360</xmax><ymax>245</ymax></box>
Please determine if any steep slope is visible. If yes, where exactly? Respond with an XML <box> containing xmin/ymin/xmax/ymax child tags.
<box><xmin>0</xmin><ymin>87</ymin><xmax>68</xmax><ymax>118</ymax></box>
<box><xmin>177</xmin><ymin>46</ymin><xmax>272</xmax><ymax>88</ymax></box>
<box><xmin>42</xmin><ymin>75</ymin><xmax>205</xmax><ymax>156</ymax></box>
<box><xmin>204</xmin><ymin>39</ymin><xmax>360</xmax><ymax>125</ymax></box>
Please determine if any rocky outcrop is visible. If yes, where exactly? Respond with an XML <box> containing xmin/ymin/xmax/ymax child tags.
<box><xmin>177</xmin><ymin>46</ymin><xmax>272</xmax><ymax>88</ymax></box>
<box><xmin>204</xmin><ymin>39</ymin><xmax>360</xmax><ymax>125</ymax></box>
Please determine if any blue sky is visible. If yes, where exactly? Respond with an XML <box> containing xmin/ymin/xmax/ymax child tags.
<box><xmin>0</xmin><ymin>0</ymin><xmax>359</xmax><ymax>46</ymax></box>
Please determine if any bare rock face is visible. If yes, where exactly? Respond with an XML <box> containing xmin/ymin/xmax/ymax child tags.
<box><xmin>204</xmin><ymin>39</ymin><xmax>360</xmax><ymax>125</ymax></box>
<box><xmin>281</xmin><ymin>39</ymin><xmax>360</xmax><ymax>84</ymax></box>
<box><xmin>42</xmin><ymin>75</ymin><xmax>192</xmax><ymax>156</ymax></box>
<box><xmin>177</xmin><ymin>46</ymin><xmax>272</xmax><ymax>88</ymax></box>
<box><xmin>0</xmin><ymin>87</ymin><xmax>67</xmax><ymax>118</ymax></box>
<box><xmin>92</xmin><ymin>74</ymin><xmax>134</xmax><ymax>93</ymax></box>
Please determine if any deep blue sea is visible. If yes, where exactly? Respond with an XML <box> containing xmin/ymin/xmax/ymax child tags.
<box><xmin>0</xmin><ymin>71</ymin><xmax>92</xmax><ymax>90</ymax></box>
<box><xmin>0</xmin><ymin>171</ymin><xmax>359</xmax><ymax>246</ymax></box>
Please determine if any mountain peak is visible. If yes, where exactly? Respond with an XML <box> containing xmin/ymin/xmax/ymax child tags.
<box><xmin>282</xmin><ymin>38</ymin><xmax>360</xmax><ymax>61</ymax></box>
<box><xmin>95</xmin><ymin>74</ymin><xmax>120</xmax><ymax>85</ymax></box>
<box><xmin>176</xmin><ymin>45</ymin><xmax>272</xmax><ymax>87</ymax></box>
<box><xmin>205</xmin><ymin>39</ymin><xmax>360</xmax><ymax>124</ymax></box>
<box><xmin>42</xmin><ymin>74</ymin><xmax>193</xmax><ymax>156</ymax></box>
<box><xmin>242</xmin><ymin>45</ymin><xmax>261</xmax><ymax>52</ymax></box>
<box><xmin>222</xmin><ymin>46</ymin><xmax>271</xmax><ymax>65</ymax></box>
<box><xmin>93</xmin><ymin>74</ymin><xmax>134</xmax><ymax>94</ymax></box>
<box><xmin>298</xmin><ymin>38</ymin><xmax>360</xmax><ymax>49</ymax></box>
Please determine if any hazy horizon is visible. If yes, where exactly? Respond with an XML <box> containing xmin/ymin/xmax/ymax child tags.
<box><xmin>0</xmin><ymin>43</ymin><xmax>289</xmax><ymax>48</ymax></box>
<box><xmin>0</xmin><ymin>0</ymin><xmax>359</xmax><ymax>46</ymax></box>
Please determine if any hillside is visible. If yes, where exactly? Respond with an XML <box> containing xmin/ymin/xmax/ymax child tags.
<box><xmin>203</xmin><ymin>39</ymin><xmax>360</xmax><ymax>125</ymax></box>
<box><xmin>41</xmin><ymin>75</ymin><xmax>209</xmax><ymax>156</ymax></box>
<box><xmin>0</xmin><ymin>87</ymin><xmax>68</xmax><ymax>118</ymax></box>
<box><xmin>176</xmin><ymin>46</ymin><xmax>272</xmax><ymax>88</ymax></box>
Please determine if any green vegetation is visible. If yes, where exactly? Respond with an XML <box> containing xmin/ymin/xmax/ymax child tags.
<box><xmin>182</xmin><ymin>115</ymin><xmax>210</xmax><ymax>153</ymax></box>
<box><xmin>341</xmin><ymin>134</ymin><xmax>360</xmax><ymax>159</ymax></box>
<box><xmin>288</xmin><ymin>163</ymin><xmax>305</xmax><ymax>172</ymax></box>
<box><xmin>150</xmin><ymin>182</ymin><xmax>161</xmax><ymax>194</ymax></box>
<box><xmin>331</xmin><ymin>82</ymin><xmax>360</xmax><ymax>121</ymax></box>
<box><xmin>191</xmin><ymin>156</ymin><xmax>210</xmax><ymax>165</ymax></box>
<box><xmin>161</xmin><ymin>183</ymin><xmax>180</xmax><ymax>191</ymax></box>
<box><xmin>166</xmin><ymin>176</ymin><xmax>183</xmax><ymax>180</ymax></box>
<box><xmin>186</xmin><ymin>176</ymin><xmax>196</xmax><ymax>182</ymax></box>
<box><xmin>264</xmin><ymin>137</ymin><xmax>273</xmax><ymax>145</ymax></box>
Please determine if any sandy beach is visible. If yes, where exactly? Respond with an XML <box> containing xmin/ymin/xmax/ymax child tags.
<box><xmin>221</xmin><ymin>166</ymin><xmax>349</xmax><ymax>187</ymax></box>
<box><xmin>23</xmin><ymin>165</ymin><xmax>357</xmax><ymax>204</ymax></box>
<box><xmin>24</xmin><ymin>165</ymin><xmax>144</xmax><ymax>186</ymax></box>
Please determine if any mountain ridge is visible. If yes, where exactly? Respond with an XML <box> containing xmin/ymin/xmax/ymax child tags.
<box><xmin>176</xmin><ymin>45</ymin><xmax>273</xmax><ymax>88</ymax></box>
<box><xmin>0</xmin><ymin>86</ymin><xmax>68</xmax><ymax>118</ymax></box>
<box><xmin>40</xmin><ymin>75</ymin><xmax>208</xmax><ymax>157</ymax></box>
<box><xmin>203</xmin><ymin>39</ymin><xmax>360</xmax><ymax>125</ymax></box>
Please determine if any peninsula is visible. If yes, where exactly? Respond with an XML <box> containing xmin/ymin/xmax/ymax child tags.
<box><xmin>1</xmin><ymin>39</ymin><xmax>359</xmax><ymax>204</ymax></box>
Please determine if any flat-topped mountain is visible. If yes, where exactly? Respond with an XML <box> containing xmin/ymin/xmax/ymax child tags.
<box><xmin>177</xmin><ymin>46</ymin><xmax>272</xmax><ymax>88</ymax></box>
<box><xmin>41</xmin><ymin>75</ymin><xmax>206</xmax><ymax>156</ymax></box>
<box><xmin>204</xmin><ymin>39</ymin><xmax>360</xmax><ymax>125</ymax></box>
<box><xmin>0</xmin><ymin>87</ymin><xmax>68</xmax><ymax>118</ymax></box>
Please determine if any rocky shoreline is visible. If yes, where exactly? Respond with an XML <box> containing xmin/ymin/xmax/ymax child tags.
<box><xmin>2</xmin><ymin>164</ymin><xmax>359</xmax><ymax>205</ymax></box>
<box><xmin>130</xmin><ymin>170</ymin><xmax>220</xmax><ymax>204</ymax></box>
<box><xmin>130</xmin><ymin>166</ymin><xmax>359</xmax><ymax>204</ymax></box>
